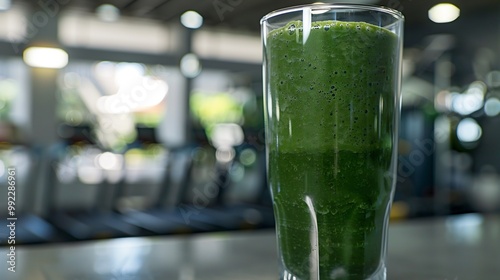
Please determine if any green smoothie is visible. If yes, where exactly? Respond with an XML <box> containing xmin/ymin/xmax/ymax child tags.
<box><xmin>266</xmin><ymin>20</ymin><xmax>398</xmax><ymax>279</ymax></box>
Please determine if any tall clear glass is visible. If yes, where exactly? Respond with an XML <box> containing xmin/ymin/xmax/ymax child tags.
<box><xmin>261</xmin><ymin>4</ymin><xmax>403</xmax><ymax>280</ymax></box>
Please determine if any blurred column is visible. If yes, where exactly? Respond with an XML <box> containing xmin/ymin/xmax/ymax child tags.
<box><xmin>180</xmin><ymin>26</ymin><xmax>194</xmax><ymax>145</ymax></box>
<box><xmin>433</xmin><ymin>54</ymin><xmax>453</xmax><ymax>216</ymax></box>
<box><xmin>27</xmin><ymin>3</ymin><xmax>60</xmax><ymax>146</ymax></box>
<box><xmin>30</xmin><ymin>68</ymin><xmax>58</xmax><ymax>146</ymax></box>
<box><xmin>157</xmin><ymin>24</ymin><xmax>193</xmax><ymax>147</ymax></box>
<box><xmin>24</xmin><ymin>2</ymin><xmax>62</xmax><ymax>215</ymax></box>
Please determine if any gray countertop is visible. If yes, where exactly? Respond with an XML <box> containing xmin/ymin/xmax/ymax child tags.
<box><xmin>1</xmin><ymin>213</ymin><xmax>499</xmax><ymax>279</ymax></box>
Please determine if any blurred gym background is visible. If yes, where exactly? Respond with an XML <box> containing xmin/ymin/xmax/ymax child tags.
<box><xmin>0</xmin><ymin>0</ymin><xmax>499</xmax><ymax>245</ymax></box>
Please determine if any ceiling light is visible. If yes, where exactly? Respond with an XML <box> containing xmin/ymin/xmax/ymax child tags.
<box><xmin>96</xmin><ymin>4</ymin><xmax>120</xmax><ymax>22</ymax></box>
<box><xmin>23</xmin><ymin>47</ymin><xmax>68</xmax><ymax>69</ymax></box>
<box><xmin>180</xmin><ymin>10</ymin><xmax>203</xmax><ymax>29</ymax></box>
<box><xmin>428</xmin><ymin>3</ymin><xmax>460</xmax><ymax>23</ymax></box>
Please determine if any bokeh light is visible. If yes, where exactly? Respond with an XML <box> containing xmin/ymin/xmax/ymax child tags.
<box><xmin>457</xmin><ymin>118</ymin><xmax>482</xmax><ymax>143</ymax></box>
<box><xmin>180</xmin><ymin>11</ymin><xmax>203</xmax><ymax>29</ymax></box>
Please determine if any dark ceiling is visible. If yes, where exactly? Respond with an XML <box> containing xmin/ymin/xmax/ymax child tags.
<box><xmin>23</xmin><ymin>0</ymin><xmax>500</xmax><ymax>33</ymax></box>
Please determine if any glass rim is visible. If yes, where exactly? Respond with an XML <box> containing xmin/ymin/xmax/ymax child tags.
<box><xmin>260</xmin><ymin>3</ymin><xmax>404</xmax><ymax>25</ymax></box>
